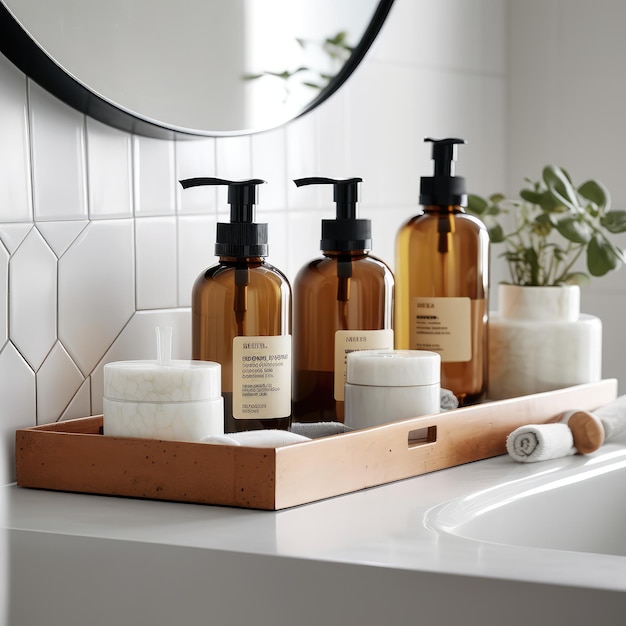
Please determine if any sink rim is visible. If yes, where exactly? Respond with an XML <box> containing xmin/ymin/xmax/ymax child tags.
<box><xmin>425</xmin><ymin>447</ymin><xmax>626</xmax><ymax>556</ymax></box>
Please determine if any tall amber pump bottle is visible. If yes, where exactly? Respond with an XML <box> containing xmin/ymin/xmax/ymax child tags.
<box><xmin>395</xmin><ymin>139</ymin><xmax>489</xmax><ymax>405</ymax></box>
<box><xmin>292</xmin><ymin>177</ymin><xmax>394</xmax><ymax>423</ymax></box>
<box><xmin>179</xmin><ymin>177</ymin><xmax>292</xmax><ymax>433</ymax></box>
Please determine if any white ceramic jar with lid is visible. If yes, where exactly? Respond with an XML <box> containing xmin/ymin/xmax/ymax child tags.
<box><xmin>103</xmin><ymin>327</ymin><xmax>224</xmax><ymax>441</ymax></box>
<box><xmin>103</xmin><ymin>359</ymin><xmax>224</xmax><ymax>441</ymax></box>
<box><xmin>344</xmin><ymin>349</ymin><xmax>440</xmax><ymax>429</ymax></box>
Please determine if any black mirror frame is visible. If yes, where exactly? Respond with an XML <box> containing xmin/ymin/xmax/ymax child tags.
<box><xmin>0</xmin><ymin>0</ymin><xmax>394</xmax><ymax>139</ymax></box>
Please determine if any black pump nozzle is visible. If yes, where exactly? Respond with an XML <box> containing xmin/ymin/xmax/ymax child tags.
<box><xmin>419</xmin><ymin>138</ymin><xmax>467</xmax><ymax>207</ymax></box>
<box><xmin>179</xmin><ymin>177</ymin><xmax>268</xmax><ymax>257</ymax></box>
<box><xmin>293</xmin><ymin>177</ymin><xmax>371</xmax><ymax>252</ymax></box>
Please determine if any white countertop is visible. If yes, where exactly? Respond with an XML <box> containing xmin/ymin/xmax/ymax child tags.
<box><xmin>3</xmin><ymin>438</ymin><xmax>626</xmax><ymax>625</ymax></box>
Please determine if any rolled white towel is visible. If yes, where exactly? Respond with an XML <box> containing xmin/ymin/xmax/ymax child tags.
<box><xmin>202</xmin><ymin>429</ymin><xmax>310</xmax><ymax>447</ymax></box>
<box><xmin>506</xmin><ymin>395</ymin><xmax>626</xmax><ymax>463</ymax></box>
<box><xmin>506</xmin><ymin>423</ymin><xmax>576</xmax><ymax>463</ymax></box>
<box><xmin>593</xmin><ymin>394</ymin><xmax>626</xmax><ymax>441</ymax></box>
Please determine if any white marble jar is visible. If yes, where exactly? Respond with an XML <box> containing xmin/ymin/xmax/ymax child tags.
<box><xmin>344</xmin><ymin>349</ymin><xmax>440</xmax><ymax>429</ymax></box>
<box><xmin>488</xmin><ymin>285</ymin><xmax>602</xmax><ymax>400</ymax></box>
<box><xmin>103</xmin><ymin>360</ymin><xmax>224</xmax><ymax>441</ymax></box>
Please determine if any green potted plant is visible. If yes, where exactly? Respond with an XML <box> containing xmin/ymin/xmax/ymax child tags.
<box><xmin>467</xmin><ymin>165</ymin><xmax>626</xmax><ymax>399</ymax></box>
<box><xmin>467</xmin><ymin>164</ymin><xmax>626</xmax><ymax>286</ymax></box>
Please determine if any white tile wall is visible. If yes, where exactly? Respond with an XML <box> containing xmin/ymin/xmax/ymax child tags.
<box><xmin>176</xmin><ymin>137</ymin><xmax>217</xmax><ymax>215</ymax></box>
<box><xmin>135</xmin><ymin>216</ymin><xmax>178</xmax><ymax>310</ymax></box>
<box><xmin>87</xmin><ymin>118</ymin><xmax>133</xmax><ymax>219</ymax></box>
<box><xmin>9</xmin><ymin>228</ymin><xmax>57</xmax><ymax>370</ymax></box>
<box><xmin>57</xmin><ymin>220</ymin><xmax>135</xmax><ymax>376</ymax></box>
<box><xmin>133</xmin><ymin>136</ymin><xmax>176</xmax><ymax>216</ymax></box>
<box><xmin>177</xmin><ymin>215</ymin><xmax>217</xmax><ymax>307</ymax></box>
<box><xmin>0</xmin><ymin>55</ymin><xmax>31</xmax><ymax>223</ymax></box>
<box><xmin>29</xmin><ymin>84</ymin><xmax>88</xmax><ymax>222</ymax></box>
<box><xmin>4</xmin><ymin>0</ymin><xmax>624</xmax><ymax>485</ymax></box>
<box><xmin>36</xmin><ymin>342</ymin><xmax>84</xmax><ymax>425</ymax></box>
<box><xmin>0</xmin><ymin>243</ymin><xmax>7</xmax><ymax>346</ymax></box>
<box><xmin>36</xmin><ymin>220</ymin><xmax>89</xmax><ymax>258</ymax></box>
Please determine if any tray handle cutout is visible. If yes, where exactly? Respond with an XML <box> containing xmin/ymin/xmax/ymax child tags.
<box><xmin>408</xmin><ymin>425</ymin><xmax>437</xmax><ymax>448</ymax></box>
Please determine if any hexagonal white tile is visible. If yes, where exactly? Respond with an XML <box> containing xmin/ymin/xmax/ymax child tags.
<box><xmin>0</xmin><ymin>224</ymin><xmax>34</xmax><ymax>255</ymax></box>
<box><xmin>60</xmin><ymin>378</ymin><xmax>92</xmax><ymax>421</ymax></box>
<box><xmin>0</xmin><ymin>342</ymin><xmax>36</xmax><ymax>485</ymax></box>
<box><xmin>9</xmin><ymin>228</ymin><xmax>57</xmax><ymax>370</ymax></box>
<box><xmin>36</xmin><ymin>342</ymin><xmax>85</xmax><ymax>424</ymax></box>
<box><xmin>36</xmin><ymin>221</ymin><xmax>89</xmax><ymax>258</ymax></box>
<box><xmin>58</xmin><ymin>219</ymin><xmax>135</xmax><ymax>376</ymax></box>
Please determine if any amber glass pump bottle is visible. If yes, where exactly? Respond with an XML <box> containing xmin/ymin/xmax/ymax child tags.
<box><xmin>179</xmin><ymin>177</ymin><xmax>292</xmax><ymax>433</ymax></box>
<box><xmin>395</xmin><ymin>139</ymin><xmax>489</xmax><ymax>405</ymax></box>
<box><xmin>292</xmin><ymin>177</ymin><xmax>394</xmax><ymax>423</ymax></box>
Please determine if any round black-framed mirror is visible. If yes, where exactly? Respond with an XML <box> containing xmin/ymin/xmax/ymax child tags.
<box><xmin>0</xmin><ymin>0</ymin><xmax>394</xmax><ymax>138</ymax></box>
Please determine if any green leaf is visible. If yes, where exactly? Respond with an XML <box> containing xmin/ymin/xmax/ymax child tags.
<box><xmin>520</xmin><ymin>189</ymin><xmax>543</xmax><ymax>205</ymax></box>
<box><xmin>537</xmin><ymin>190</ymin><xmax>560</xmax><ymax>212</ymax></box>
<box><xmin>489</xmin><ymin>193</ymin><xmax>506</xmax><ymax>203</ymax></box>
<box><xmin>467</xmin><ymin>194</ymin><xmax>488</xmax><ymax>215</ymax></box>
<box><xmin>578</xmin><ymin>180</ymin><xmax>610</xmax><ymax>212</ymax></box>
<box><xmin>600</xmin><ymin>210</ymin><xmax>626</xmax><ymax>233</ymax></box>
<box><xmin>535</xmin><ymin>212</ymin><xmax>552</xmax><ymax>224</ymax></box>
<box><xmin>554</xmin><ymin>217</ymin><xmax>592</xmax><ymax>243</ymax></box>
<box><xmin>587</xmin><ymin>234</ymin><xmax>621</xmax><ymax>276</ymax></box>
<box><xmin>488</xmin><ymin>223</ymin><xmax>506</xmax><ymax>243</ymax></box>
<box><xmin>327</xmin><ymin>31</ymin><xmax>349</xmax><ymax>45</ymax></box>
<box><xmin>543</xmin><ymin>165</ymin><xmax>578</xmax><ymax>212</ymax></box>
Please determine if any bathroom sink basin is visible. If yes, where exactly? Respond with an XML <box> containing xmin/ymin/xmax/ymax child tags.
<box><xmin>426</xmin><ymin>450</ymin><xmax>626</xmax><ymax>557</ymax></box>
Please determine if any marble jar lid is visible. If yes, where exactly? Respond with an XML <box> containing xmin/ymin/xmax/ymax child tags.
<box><xmin>346</xmin><ymin>349</ymin><xmax>440</xmax><ymax>387</ymax></box>
<box><xmin>104</xmin><ymin>360</ymin><xmax>221</xmax><ymax>403</ymax></box>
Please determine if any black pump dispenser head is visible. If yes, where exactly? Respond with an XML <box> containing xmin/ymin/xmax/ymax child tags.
<box><xmin>179</xmin><ymin>177</ymin><xmax>268</xmax><ymax>257</ymax></box>
<box><xmin>293</xmin><ymin>177</ymin><xmax>371</xmax><ymax>252</ymax></box>
<box><xmin>419</xmin><ymin>138</ymin><xmax>467</xmax><ymax>207</ymax></box>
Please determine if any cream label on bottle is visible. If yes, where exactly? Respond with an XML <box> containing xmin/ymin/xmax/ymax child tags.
<box><xmin>232</xmin><ymin>335</ymin><xmax>292</xmax><ymax>419</ymax></box>
<box><xmin>411</xmin><ymin>297</ymin><xmax>471</xmax><ymax>362</ymax></box>
<box><xmin>334</xmin><ymin>329</ymin><xmax>394</xmax><ymax>401</ymax></box>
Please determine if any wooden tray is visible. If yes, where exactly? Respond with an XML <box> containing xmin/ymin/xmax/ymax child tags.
<box><xmin>15</xmin><ymin>380</ymin><xmax>618</xmax><ymax>510</ymax></box>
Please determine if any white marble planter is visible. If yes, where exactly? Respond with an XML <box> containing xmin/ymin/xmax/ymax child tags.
<box><xmin>488</xmin><ymin>285</ymin><xmax>602</xmax><ymax>400</ymax></box>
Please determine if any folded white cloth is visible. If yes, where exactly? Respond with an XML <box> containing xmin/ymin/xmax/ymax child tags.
<box><xmin>202</xmin><ymin>430</ymin><xmax>310</xmax><ymax>447</ymax></box>
<box><xmin>289</xmin><ymin>421</ymin><xmax>352</xmax><ymax>438</ymax></box>
<box><xmin>506</xmin><ymin>423</ymin><xmax>576</xmax><ymax>463</ymax></box>
<box><xmin>440</xmin><ymin>388</ymin><xmax>459</xmax><ymax>411</ymax></box>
